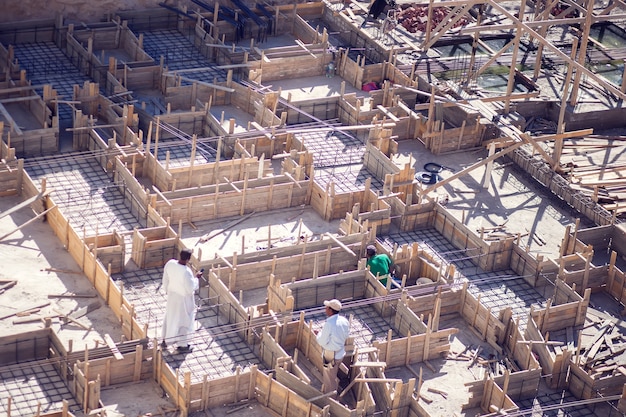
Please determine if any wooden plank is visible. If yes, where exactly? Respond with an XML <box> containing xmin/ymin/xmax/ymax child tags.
<box><xmin>0</xmin><ymin>189</ymin><xmax>51</xmax><ymax>220</ymax></box>
<box><xmin>0</xmin><ymin>301</ymin><xmax>51</xmax><ymax>321</ymax></box>
<box><xmin>104</xmin><ymin>334</ymin><xmax>124</xmax><ymax>360</ymax></box>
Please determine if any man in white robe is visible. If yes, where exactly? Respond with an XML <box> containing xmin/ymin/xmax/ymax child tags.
<box><xmin>160</xmin><ymin>248</ymin><xmax>199</xmax><ymax>353</ymax></box>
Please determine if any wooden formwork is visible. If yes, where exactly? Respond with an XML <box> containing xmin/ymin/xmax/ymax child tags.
<box><xmin>84</xmin><ymin>230</ymin><xmax>125</xmax><ymax>274</ymax></box>
<box><xmin>559</xmin><ymin>220</ymin><xmax>603</xmax><ymax>257</ymax></box>
<box><xmin>556</xmin><ymin>252</ymin><xmax>606</xmax><ymax>292</ymax></box>
<box><xmin>268</xmin><ymin>269</ymin><xmax>368</xmax><ymax>313</ymax></box>
<box><xmin>208</xmin><ymin>231</ymin><xmax>368</xmax><ymax>293</ymax></box>
<box><xmin>73</xmin><ymin>344</ymin><xmax>151</xmax><ymax>413</ymax></box>
<box><xmin>0</xmin><ymin>328</ymin><xmax>51</xmax><ymax>365</ymax></box>
<box><xmin>363</xmin><ymin>359</ymin><xmax>416</xmax><ymax>417</ymax></box>
<box><xmin>275</xmin><ymin>366</ymin><xmax>364</xmax><ymax>417</ymax></box>
<box><xmin>131</xmin><ymin>225</ymin><xmax>178</xmax><ymax>269</ymax></box>
<box><xmin>163</xmin><ymin>74</ymin><xmax>233</xmax><ymax>112</ymax></box>
<box><xmin>247</xmin><ymin>49</ymin><xmax>327</xmax><ymax>84</ymax></box>
<box><xmin>152</xmin><ymin>174</ymin><xmax>306</xmax><ymax>223</ymax></box>
<box><xmin>253</xmin><ymin>367</ymin><xmax>328</xmax><ymax>417</ymax></box>
<box><xmin>18</xmin><ymin>174</ymin><xmax>147</xmax><ymax>341</ymax></box>
<box><xmin>0</xmin><ymin>154</ymin><xmax>21</xmax><ymax>196</ymax></box>
<box><xmin>65</xmin><ymin>21</ymin><xmax>154</xmax><ymax>88</ymax></box>
<box><xmin>0</xmin><ymin>329</ymin><xmax>150</xmax><ymax>415</ymax></box>
<box><xmin>509</xmin><ymin>147</ymin><xmax>614</xmax><ymax>226</ymax></box>
<box><xmin>144</xmin><ymin>126</ymin><xmax>273</xmax><ymax>191</ymax></box>
<box><xmin>525</xmin><ymin>301</ymin><xmax>584</xmax><ymax>389</ymax></box>
<box><xmin>0</xmin><ymin>43</ymin><xmax>21</xmax><ymax>74</ymax></box>
<box><xmin>509</xmin><ymin>244</ymin><xmax>557</xmax><ymax>288</ymax></box>
<box><xmin>607</xmin><ymin>252</ymin><xmax>626</xmax><ymax>308</ymax></box>
<box><xmin>204</xmin><ymin>270</ymin><xmax>265</xmax><ymax>345</ymax></box>
<box><xmin>390</xmin><ymin>242</ymin><xmax>453</xmax><ymax>286</ymax></box>
<box><xmin>73</xmin><ymin>82</ymin><xmax>139</xmax><ymax>147</ymax></box>
<box><xmin>157</xmin><ymin>343</ymin><xmax>329</xmax><ymax>416</ymax></box>
<box><xmin>0</xmin><ymin>80</ymin><xmax>58</xmax><ymax>157</ymax></box>
<box><xmin>400</xmin><ymin>286</ymin><xmax>541</xmax><ymax>410</ymax></box>
<box><xmin>403</xmin><ymin>283</ymin><xmax>518</xmax><ymax>356</ymax></box>
<box><xmin>378</xmin><ymin>299</ymin><xmax>457</xmax><ymax>364</ymax></box>
<box><xmin>569</xmin><ymin>360</ymin><xmax>626</xmax><ymax>399</ymax></box>
<box><xmin>347</xmin><ymin>188</ymin><xmax>392</xmax><ymax>236</ymax></box>
<box><xmin>475</xmin><ymin>377</ymin><xmax>519</xmax><ymax>415</ymax></box>
<box><xmin>433</xmin><ymin>204</ymin><xmax>515</xmax><ymax>271</ymax></box>
<box><xmin>260</xmin><ymin>315</ymin><xmax>373</xmax><ymax>416</ymax></box>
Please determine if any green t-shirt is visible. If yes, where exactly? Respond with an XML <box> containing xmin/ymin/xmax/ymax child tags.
<box><xmin>367</xmin><ymin>254</ymin><xmax>393</xmax><ymax>285</ymax></box>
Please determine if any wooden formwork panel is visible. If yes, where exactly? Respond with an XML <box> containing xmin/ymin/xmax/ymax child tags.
<box><xmin>460</xmin><ymin>290</ymin><xmax>507</xmax><ymax>349</ymax></box>
<box><xmin>473</xmin><ymin>378</ymin><xmax>518</xmax><ymax>413</ymax></box>
<box><xmin>255</xmin><ymin>369</ymin><xmax>325</xmax><ymax>417</ymax></box>
<box><xmin>560</xmin><ymin>266</ymin><xmax>607</xmax><ymax>290</ymax></box>
<box><xmin>216</xmin><ymin>248</ymin><xmax>360</xmax><ymax>293</ymax></box>
<box><xmin>286</xmin><ymin>272</ymin><xmax>367</xmax><ymax>310</ymax></box>
<box><xmin>230</xmin><ymin>82</ymin><xmax>263</xmax><ymax>115</ymax></box>
<box><xmin>158</xmin><ymin>182</ymin><xmax>308</xmax><ymax>223</ymax></box>
<box><xmin>553</xmin><ymin>278</ymin><xmax>584</xmax><ymax>305</ymax></box>
<box><xmin>165</xmin><ymin>157</ymin><xmax>271</xmax><ymax>189</ymax></box>
<box><xmin>524</xmin><ymin>318</ymin><xmax>554</xmax><ymax>378</ymax></box>
<box><xmin>394</xmin><ymin>299</ymin><xmax>428</xmax><ymax>335</ymax></box>
<box><xmin>80</xmin><ymin>347</ymin><xmax>152</xmax><ymax>387</ymax></box>
<box><xmin>72</xmin><ymin>26</ymin><xmax>118</xmax><ymax>50</ymax></box>
<box><xmin>208</xmin><ymin>273</ymin><xmax>250</xmax><ymax>340</ymax></box>
<box><xmin>250</xmin><ymin>54</ymin><xmax>326</xmax><ymax>83</ymax></box>
<box><xmin>607</xmin><ymin>268</ymin><xmax>626</xmax><ymax>305</ymax></box>
<box><xmin>534</xmin><ymin>303</ymin><xmax>584</xmax><ymax>333</ymax></box>
<box><xmin>375</xmin><ymin>329</ymin><xmax>456</xmax><ymax>366</ymax></box>
<box><xmin>275</xmin><ymin>367</ymin><xmax>355</xmax><ymax>417</ymax></box>
<box><xmin>509</xmin><ymin>245</ymin><xmax>542</xmax><ymax>284</ymax></box>
<box><xmin>492</xmin><ymin>368</ymin><xmax>541</xmax><ymax>400</ymax></box>
<box><xmin>188</xmin><ymin>369</ymin><xmax>256</xmax><ymax>412</ymax></box>
<box><xmin>292</xmin><ymin>15</ymin><xmax>319</xmax><ymax>43</ymax></box>
<box><xmin>259</xmin><ymin>328</ymin><xmax>290</xmax><ymax>369</ymax></box>
<box><xmin>0</xmin><ymin>328</ymin><xmax>51</xmax><ymax>365</ymax></box>
<box><xmin>272</xmin><ymin>320</ymin><xmax>300</xmax><ymax>350</ymax></box>
<box><xmin>9</xmin><ymin>128</ymin><xmax>58</xmax><ymax>157</ymax></box>
<box><xmin>568</xmin><ymin>363</ymin><xmax>597</xmax><ymax>399</ymax></box>
<box><xmin>404</xmin><ymin>289</ymin><xmax>462</xmax><ymax>319</ymax></box>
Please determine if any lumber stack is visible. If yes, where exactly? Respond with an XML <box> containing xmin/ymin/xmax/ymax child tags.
<box><xmin>578</xmin><ymin>319</ymin><xmax>626</xmax><ymax>381</ymax></box>
<box><xmin>537</xmin><ymin>130</ymin><xmax>626</xmax><ymax>219</ymax></box>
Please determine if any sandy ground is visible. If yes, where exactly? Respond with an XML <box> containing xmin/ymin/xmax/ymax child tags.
<box><xmin>393</xmin><ymin>140</ymin><xmax>583</xmax><ymax>259</ymax></box>
<box><xmin>0</xmin><ymin>194</ymin><xmax>176</xmax><ymax>416</ymax></box>
<box><xmin>0</xmin><ymin>194</ymin><xmax>123</xmax><ymax>348</ymax></box>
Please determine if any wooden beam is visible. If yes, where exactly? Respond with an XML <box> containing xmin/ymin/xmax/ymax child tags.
<box><xmin>163</xmin><ymin>74</ymin><xmax>235</xmax><ymax>92</ymax></box>
<box><xmin>104</xmin><ymin>333</ymin><xmax>124</xmax><ymax>360</ymax></box>
<box><xmin>0</xmin><ymin>102</ymin><xmax>22</xmax><ymax>135</ymax></box>
<box><xmin>0</xmin><ymin>189</ymin><xmax>51</xmax><ymax>220</ymax></box>
<box><xmin>0</xmin><ymin>206</ymin><xmax>55</xmax><ymax>241</ymax></box>
<box><xmin>419</xmin><ymin>140</ymin><xmax>526</xmax><ymax>195</ymax></box>
<box><xmin>488</xmin><ymin>0</ymin><xmax>626</xmax><ymax>101</ymax></box>
<box><xmin>324</xmin><ymin>233</ymin><xmax>357</xmax><ymax>257</ymax></box>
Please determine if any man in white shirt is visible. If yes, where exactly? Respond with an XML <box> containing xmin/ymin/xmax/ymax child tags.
<box><xmin>316</xmin><ymin>299</ymin><xmax>350</xmax><ymax>395</ymax></box>
<box><xmin>160</xmin><ymin>248</ymin><xmax>200</xmax><ymax>353</ymax></box>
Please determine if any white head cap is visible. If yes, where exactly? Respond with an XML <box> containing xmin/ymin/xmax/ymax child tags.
<box><xmin>324</xmin><ymin>299</ymin><xmax>342</xmax><ymax>312</ymax></box>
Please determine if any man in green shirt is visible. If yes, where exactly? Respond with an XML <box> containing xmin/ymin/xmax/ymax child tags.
<box><xmin>366</xmin><ymin>245</ymin><xmax>396</xmax><ymax>287</ymax></box>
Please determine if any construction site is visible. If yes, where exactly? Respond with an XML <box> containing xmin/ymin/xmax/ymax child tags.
<box><xmin>2</xmin><ymin>0</ymin><xmax>626</xmax><ymax>415</ymax></box>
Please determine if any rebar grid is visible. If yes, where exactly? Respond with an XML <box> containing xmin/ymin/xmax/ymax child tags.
<box><xmin>115</xmin><ymin>268</ymin><xmax>261</xmax><ymax>384</ymax></box>
<box><xmin>140</xmin><ymin>29</ymin><xmax>228</xmax><ymax>84</ymax></box>
<box><xmin>12</xmin><ymin>42</ymin><xmax>92</xmax><ymax>121</ymax></box>
<box><xmin>379</xmin><ymin>229</ymin><xmax>546</xmax><ymax>329</ymax></box>
<box><xmin>0</xmin><ymin>361</ymin><xmax>80</xmax><ymax>416</ymax></box>
<box><xmin>25</xmin><ymin>153</ymin><xmax>140</xmax><ymax>235</ymax></box>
